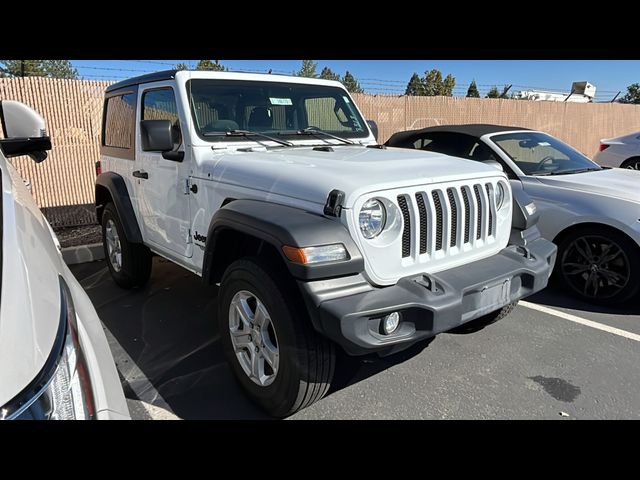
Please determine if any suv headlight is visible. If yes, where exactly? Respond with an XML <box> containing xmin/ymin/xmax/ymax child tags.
<box><xmin>359</xmin><ymin>198</ymin><xmax>386</xmax><ymax>239</ymax></box>
<box><xmin>1</xmin><ymin>278</ymin><xmax>95</xmax><ymax>420</ymax></box>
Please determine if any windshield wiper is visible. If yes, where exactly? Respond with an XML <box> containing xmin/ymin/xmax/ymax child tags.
<box><xmin>292</xmin><ymin>127</ymin><xmax>357</xmax><ymax>145</ymax></box>
<box><xmin>203</xmin><ymin>130</ymin><xmax>294</xmax><ymax>147</ymax></box>
<box><xmin>533</xmin><ymin>167</ymin><xmax>601</xmax><ymax>176</ymax></box>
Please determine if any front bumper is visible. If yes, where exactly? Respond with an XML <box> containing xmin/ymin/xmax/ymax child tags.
<box><xmin>301</xmin><ymin>237</ymin><xmax>556</xmax><ymax>356</ymax></box>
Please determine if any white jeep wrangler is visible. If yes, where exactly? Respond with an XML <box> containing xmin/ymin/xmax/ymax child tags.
<box><xmin>96</xmin><ymin>70</ymin><xmax>557</xmax><ymax>416</ymax></box>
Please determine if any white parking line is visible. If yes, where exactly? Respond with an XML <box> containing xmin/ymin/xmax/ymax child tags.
<box><xmin>102</xmin><ymin>325</ymin><xmax>181</xmax><ymax>420</ymax></box>
<box><xmin>520</xmin><ymin>301</ymin><xmax>640</xmax><ymax>343</ymax></box>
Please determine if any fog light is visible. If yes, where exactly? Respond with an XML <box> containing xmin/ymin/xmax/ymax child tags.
<box><xmin>382</xmin><ymin>312</ymin><xmax>400</xmax><ymax>335</ymax></box>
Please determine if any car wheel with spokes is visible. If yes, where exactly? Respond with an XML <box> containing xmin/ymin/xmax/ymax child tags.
<box><xmin>622</xmin><ymin>157</ymin><xmax>640</xmax><ymax>170</ymax></box>
<box><xmin>101</xmin><ymin>203</ymin><xmax>152</xmax><ymax>289</ymax></box>
<box><xmin>219</xmin><ymin>257</ymin><xmax>335</xmax><ymax>417</ymax></box>
<box><xmin>556</xmin><ymin>227</ymin><xmax>640</xmax><ymax>305</ymax></box>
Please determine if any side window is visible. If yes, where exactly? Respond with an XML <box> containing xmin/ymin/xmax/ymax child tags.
<box><xmin>468</xmin><ymin>142</ymin><xmax>497</xmax><ymax>161</ymax></box>
<box><xmin>142</xmin><ymin>88</ymin><xmax>179</xmax><ymax>126</ymax></box>
<box><xmin>103</xmin><ymin>93</ymin><xmax>136</xmax><ymax>154</ymax></box>
<box><xmin>142</xmin><ymin>88</ymin><xmax>181</xmax><ymax>151</ymax></box>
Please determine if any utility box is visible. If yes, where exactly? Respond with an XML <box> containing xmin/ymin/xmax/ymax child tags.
<box><xmin>571</xmin><ymin>81</ymin><xmax>596</xmax><ymax>99</ymax></box>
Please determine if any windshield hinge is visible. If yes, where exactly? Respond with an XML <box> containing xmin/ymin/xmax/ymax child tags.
<box><xmin>324</xmin><ymin>189</ymin><xmax>345</xmax><ymax>217</ymax></box>
<box><xmin>186</xmin><ymin>228</ymin><xmax>193</xmax><ymax>244</ymax></box>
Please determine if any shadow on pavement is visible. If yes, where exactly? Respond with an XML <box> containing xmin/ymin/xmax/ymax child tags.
<box><xmin>71</xmin><ymin>258</ymin><xmax>432</xmax><ymax>419</ymax></box>
<box><xmin>526</xmin><ymin>281</ymin><xmax>640</xmax><ymax>316</ymax></box>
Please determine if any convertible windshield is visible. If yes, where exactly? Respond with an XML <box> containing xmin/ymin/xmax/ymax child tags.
<box><xmin>491</xmin><ymin>132</ymin><xmax>602</xmax><ymax>176</ymax></box>
<box><xmin>188</xmin><ymin>79</ymin><xmax>368</xmax><ymax>141</ymax></box>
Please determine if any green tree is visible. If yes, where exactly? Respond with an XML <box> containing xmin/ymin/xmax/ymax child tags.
<box><xmin>620</xmin><ymin>83</ymin><xmax>640</xmax><ymax>104</ymax></box>
<box><xmin>486</xmin><ymin>86</ymin><xmax>500</xmax><ymax>98</ymax></box>
<box><xmin>422</xmin><ymin>69</ymin><xmax>455</xmax><ymax>96</ymax></box>
<box><xmin>442</xmin><ymin>73</ymin><xmax>456</xmax><ymax>96</ymax></box>
<box><xmin>0</xmin><ymin>60</ymin><xmax>77</xmax><ymax>79</ymax></box>
<box><xmin>466</xmin><ymin>79</ymin><xmax>480</xmax><ymax>98</ymax></box>
<box><xmin>196</xmin><ymin>60</ymin><xmax>226</xmax><ymax>71</ymax></box>
<box><xmin>175</xmin><ymin>62</ymin><xmax>189</xmax><ymax>70</ymax></box>
<box><xmin>424</xmin><ymin>69</ymin><xmax>444</xmax><ymax>96</ymax></box>
<box><xmin>341</xmin><ymin>71</ymin><xmax>364</xmax><ymax>93</ymax></box>
<box><xmin>297</xmin><ymin>60</ymin><xmax>318</xmax><ymax>78</ymax></box>
<box><xmin>319</xmin><ymin>66</ymin><xmax>340</xmax><ymax>81</ymax></box>
<box><xmin>405</xmin><ymin>73</ymin><xmax>425</xmax><ymax>96</ymax></box>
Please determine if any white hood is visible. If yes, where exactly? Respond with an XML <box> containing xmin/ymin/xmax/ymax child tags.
<box><xmin>535</xmin><ymin>168</ymin><xmax>640</xmax><ymax>203</ymax></box>
<box><xmin>0</xmin><ymin>163</ymin><xmax>63</xmax><ymax>408</ymax></box>
<box><xmin>204</xmin><ymin>145</ymin><xmax>506</xmax><ymax>208</ymax></box>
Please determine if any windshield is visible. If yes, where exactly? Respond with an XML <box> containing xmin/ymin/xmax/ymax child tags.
<box><xmin>187</xmin><ymin>79</ymin><xmax>369</xmax><ymax>141</ymax></box>
<box><xmin>491</xmin><ymin>132</ymin><xmax>601</xmax><ymax>176</ymax></box>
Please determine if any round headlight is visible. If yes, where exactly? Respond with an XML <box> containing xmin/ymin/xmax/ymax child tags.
<box><xmin>495</xmin><ymin>183</ymin><xmax>506</xmax><ymax>210</ymax></box>
<box><xmin>359</xmin><ymin>198</ymin><xmax>386</xmax><ymax>239</ymax></box>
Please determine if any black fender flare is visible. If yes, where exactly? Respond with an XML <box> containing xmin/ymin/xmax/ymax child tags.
<box><xmin>95</xmin><ymin>172</ymin><xmax>143</xmax><ymax>243</ymax></box>
<box><xmin>202</xmin><ymin>199</ymin><xmax>364</xmax><ymax>282</ymax></box>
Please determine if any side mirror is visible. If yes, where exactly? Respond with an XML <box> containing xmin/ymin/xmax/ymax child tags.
<box><xmin>140</xmin><ymin>119</ymin><xmax>183</xmax><ymax>161</ymax></box>
<box><xmin>482</xmin><ymin>159</ymin><xmax>504</xmax><ymax>171</ymax></box>
<box><xmin>141</xmin><ymin>119</ymin><xmax>174</xmax><ymax>152</ymax></box>
<box><xmin>366</xmin><ymin>119</ymin><xmax>378</xmax><ymax>142</ymax></box>
<box><xmin>0</xmin><ymin>100</ymin><xmax>51</xmax><ymax>163</ymax></box>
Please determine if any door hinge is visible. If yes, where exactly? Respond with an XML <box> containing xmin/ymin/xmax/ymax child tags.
<box><xmin>184</xmin><ymin>178</ymin><xmax>190</xmax><ymax>195</ymax></box>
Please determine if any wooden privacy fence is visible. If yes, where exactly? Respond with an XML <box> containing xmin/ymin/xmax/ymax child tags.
<box><xmin>1</xmin><ymin>77</ymin><xmax>639</xmax><ymax>227</ymax></box>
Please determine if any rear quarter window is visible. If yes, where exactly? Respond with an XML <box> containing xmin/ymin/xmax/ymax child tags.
<box><xmin>101</xmin><ymin>91</ymin><xmax>137</xmax><ymax>160</ymax></box>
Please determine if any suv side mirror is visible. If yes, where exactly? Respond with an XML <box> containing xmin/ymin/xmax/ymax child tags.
<box><xmin>141</xmin><ymin>119</ymin><xmax>174</xmax><ymax>151</ymax></box>
<box><xmin>140</xmin><ymin>120</ymin><xmax>184</xmax><ymax>162</ymax></box>
<box><xmin>0</xmin><ymin>100</ymin><xmax>51</xmax><ymax>163</ymax></box>
<box><xmin>366</xmin><ymin>119</ymin><xmax>378</xmax><ymax>142</ymax></box>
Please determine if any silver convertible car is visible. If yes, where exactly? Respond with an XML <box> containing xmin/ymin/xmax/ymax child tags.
<box><xmin>386</xmin><ymin>124</ymin><xmax>640</xmax><ymax>305</ymax></box>
<box><xmin>0</xmin><ymin>100</ymin><xmax>129</xmax><ymax>419</ymax></box>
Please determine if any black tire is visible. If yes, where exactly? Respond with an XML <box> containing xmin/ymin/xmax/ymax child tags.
<box><xmin>621</xmin><ymin>157</ymin><xmax>640</xmax><ymax>170</ymax></box>
<box><xmin>101</xmin><ymin>202</ymin><xmax>152</xmax><ymax>289</ymax></box>
<box><xmin>555</xmin><ymin>227</ymin><xmax>640</xmax><ymax>305</ymax></box>
<box><xmin>449</xmin><ymin>301</ymin><xmax>518</xmax><ymax>334</ymax></box>
<box><xmin>218</xmin><ymin>257</ymin><xmax>335</xmax><ymax>417</ymax></box>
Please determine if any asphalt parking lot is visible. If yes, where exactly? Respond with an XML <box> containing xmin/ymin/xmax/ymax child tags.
<box><xmin>70</xmin><ymin>257</ymin><xmax>640</xmax><ymax>420</ymax></box>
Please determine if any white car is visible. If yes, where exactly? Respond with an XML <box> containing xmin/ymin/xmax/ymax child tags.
<box><xmin>593</xmin><ymin>131</ymin><xmax>640</xmax><ymax>170</ymax></box>
<box><xmin>0</xmin><ymin>101</ymin><xmax>129</xmax><ymax>420</ymax></box>
<box><xmin>386</xmin><ymin>124</ymin><xmax>640</xmax><ymax>305</ymax></box>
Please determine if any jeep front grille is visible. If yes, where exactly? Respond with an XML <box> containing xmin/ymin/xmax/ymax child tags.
<box><xmin>399</xmin><ymin>182</ymin><xmax>497</xmax><ymax>259</ymax></box>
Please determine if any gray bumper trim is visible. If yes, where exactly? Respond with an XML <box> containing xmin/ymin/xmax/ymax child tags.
<box><xmin>300</xmin><ymin>237</ymin><xmax>557</xmax><ymax>356</ymax></box>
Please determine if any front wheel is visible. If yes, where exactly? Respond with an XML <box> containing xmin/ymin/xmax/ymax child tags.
<box><xmin>218</xmin><ymin>258</ymin><xmax>335</xmax><ymax>417</ymax></box>
<box><xmin>556</xmin><ymin>228</ymin><xmax>640</xmax><ymax>305</ymax></box>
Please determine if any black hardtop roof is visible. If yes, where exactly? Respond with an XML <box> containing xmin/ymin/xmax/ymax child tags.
<box><xmin>105</xmin><ymin>70</ymin><xmax>178</xmax><ymax>93</ymax></box>
<box><xmin>387</xmin><ymin>124</ymin><xmax>532</xmax><ymax>144</ymax></box>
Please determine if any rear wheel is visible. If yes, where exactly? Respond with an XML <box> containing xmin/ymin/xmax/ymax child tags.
<box><xmin>219</xmin><ymin>258</ymin><xmax>335</xmax><ymax>417</ymax></box>
<box><xmin>621</xmin><ymin>157</ymin><xmax>640</xmax><ymax>170</ymax></box>
<box><xmin>556</xmin><ymin>227</ymin><xmax>640</xmax><ymax>305</ymax></box>
<box><xmin>101</xmin><ymin>203</ymin><xmax>152</xmax><ymax>289</ymax></box>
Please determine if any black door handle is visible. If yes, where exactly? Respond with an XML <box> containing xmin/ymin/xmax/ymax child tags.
<box><xmin>132</xmin><ymin>170</ymin><xmax>149</xmax><ymax>179</ymax></box>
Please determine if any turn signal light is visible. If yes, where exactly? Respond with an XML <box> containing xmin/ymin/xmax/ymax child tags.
<box><xmin>282</xmin><ymin>244</ymin><xmax>348</xmax><ymax>265</ymax></box>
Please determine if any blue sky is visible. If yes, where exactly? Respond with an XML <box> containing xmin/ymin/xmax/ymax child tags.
<box><xmin>70</xmin><ymin>60</ymin><xmax>640</xmax><ymax>100</ymax></box>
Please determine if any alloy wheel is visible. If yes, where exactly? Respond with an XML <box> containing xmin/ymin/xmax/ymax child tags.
<box><xmin>561</xmin><ymin>235</ymin><xmax>630</xmax><ymax>300</ymax></box>
<box><xmin>228</xmin><ymin>290</ymin><xmax>279</xmax><ymax>386</ymax></box>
